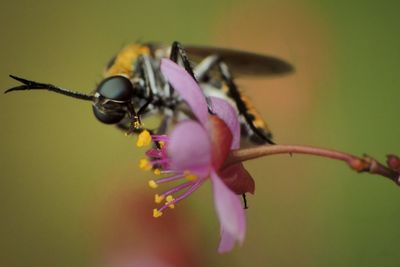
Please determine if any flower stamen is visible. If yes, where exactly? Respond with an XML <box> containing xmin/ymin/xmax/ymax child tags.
<box><xmin>136</xmin><ymin>130</ymin><xmax>152</xmax><ymax>148</ymax></box>
<box><xmin>148</xmin><ymin>180</ymin><xmax>158</xmax><ymax>189</ymax></box>
<box><xmin>158</xmin><ymin>181</ymin><xmax>203</xmax><ymax>213</ymax></box>
<box><xmin>151</xmin><ymin>135</ymin><xmax>169</xmax><ymax>142</ymax></box>
<box><xmin>153</xmin><ymin>209</ymin><xmax>163</xmax><ymax>218</ymax></box>
<box><xmin>158</xmin><ymin>182</ymin><xmax>193</xmax><ymax>197</ymax></box>
<box><xmin>184</xmin><ymin>170</ymin><xmax>198</xmax><ymax>181</ymax></box>
<box><xmin>166</xmin><ymin>195</ymin><xmax>175</xmax><ymax>209</ymax></box>
<box><xmin>139</xmin><ymin>159</ymin><xmax>152</xmax><ymax>171</ymax></box>
<box><xmin>154</xmin><ymin>194</ymin><xmax>165</xmax><ymax>204</ymax></box>
<box><xmin>146</xmin><ymin>148</ymin><xmax>162</xmax><ymax>158</ymax></box>
<box><xmin>152</xmin><ymin>173</ymin><xmax>186</xmax><ymax>185</ymax></box>
<box><xmin>138</xmin><ymin>126</ymin><xmax>207</xmax><ymax>219</ymax></box>
<box><xmin>148</xmin><ymin>173</ymin><xmax>190</xmax><ymax>189</ymax></box>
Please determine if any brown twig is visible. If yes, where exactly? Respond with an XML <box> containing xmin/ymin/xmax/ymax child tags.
<box><xmin>224</xmin><ymin>144</ymin><xmax>400</xmax><ymax>186</ymax></box>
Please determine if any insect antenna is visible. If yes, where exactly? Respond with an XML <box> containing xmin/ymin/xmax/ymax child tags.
<box><xmin>5</xmin><ymin>75</ymin><xmax>94</xmax><ymax>101</ymax></box>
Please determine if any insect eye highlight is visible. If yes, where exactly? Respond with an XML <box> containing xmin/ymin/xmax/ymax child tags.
<box><xmin>96</xmin><ymin>75</ymin><xmax>134</xmax><ymax>102</ymax></box>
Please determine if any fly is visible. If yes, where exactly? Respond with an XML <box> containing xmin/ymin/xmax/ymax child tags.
<box><xmin>5</xmin><ymin>41</ymin><xmax>294</xmax><ymax>144</ymax></box>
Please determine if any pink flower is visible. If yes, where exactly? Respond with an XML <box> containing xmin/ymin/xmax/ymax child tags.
<box><xmin>138</xmin><ymin>59</ymin><xmax>255</xmax><ymax>253</ymax></box>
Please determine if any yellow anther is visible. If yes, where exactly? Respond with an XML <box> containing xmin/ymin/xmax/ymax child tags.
<box><xmin>139</xmin><ymin>159</ymin><xmax>152</xmax><ymax>171</ymax></box>
<box><xmin>184</xmin><ymin>170</ymin><xmax>198</xmax><ymax>181</ymax></box>
<box><xmin>159</xmin><ymin>141</ymin><xmax>165</xmax><ymax>148</ymax></box>
<box><xmin>155</xmin><ymin>194</ymin><xmax>164</xmax><ymax>204</ymax></box>
<box><xmin>153</xmin><ymin>209</ymin><xmax>163</xmax><ymax>218</ymax></box>
<box><xmin>166</xmin><ymin>195</ymin><xmax>175</xmax><ymax>209</ymax></box>
<box><xmin>153</xmin><ymin>168</ymin><xmax>161</xmax><ymax>176</ymax></box>
<box><xmin>136</xmin><ymin>130</ymin><xmax>152</xmax><ymax>148</ymax></box>
<box><xmin>148</xmin><ymin>180</ymin><xmax>158</xmax><ymax>189</ymax></box>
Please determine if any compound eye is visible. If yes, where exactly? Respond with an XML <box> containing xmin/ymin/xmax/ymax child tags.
<box><xmin>97</xmin><ymin>76</ymin><xmax>133</xmax><ymax>101</ymax></box>
<box><xmin>92</xmin><ymin>105</ymin><xmax>125</xmax><ymax>124</ymax></box>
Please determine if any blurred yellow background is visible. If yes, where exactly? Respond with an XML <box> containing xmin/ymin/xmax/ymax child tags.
<box><xmin>1</xmin><ymin>0</ymin><xmax>399</xmax><ymax>266</ymax></box>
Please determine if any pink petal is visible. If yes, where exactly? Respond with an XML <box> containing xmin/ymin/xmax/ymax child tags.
<box><xmin>219</xmin><ymin>163</ymin><xmax>255</xmax><ymax>194</ymax></box>
<box><xmin>219</xmin><ymin>227</ymin><xmax>237</xmax><ymax>253</ymax></box>
<box><xmin>209</xmin><ymin>97</ymin><xmax>241</xmax><ymax>149</ymax></box>
<box><xmin>210</xmin><ymin>171</ymin><xmax>246</xmax><ymax>253</ymax></box>
<box><xmin>168</xmin><ymin>120</ymin><xmax>211</xmax><ymax>178</ymax></box>
<box><xmin>209</xmin><ymin>98</ymin><xmax>256</xmax><ymax>195</ymax></box>
<box><xmin>161</xmin><ymin>59</ymin><xmax>208</xmax><ymax>126</ymax></box>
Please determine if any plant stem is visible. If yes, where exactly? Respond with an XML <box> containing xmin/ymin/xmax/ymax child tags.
<box><xmin>224</xmin><ymin>144</ymin><xmax>400</xmax><ymax>186</ymax></box>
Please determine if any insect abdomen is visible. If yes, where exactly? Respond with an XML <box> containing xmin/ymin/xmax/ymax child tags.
<box><xmin>239</xmin><ymin>93</ymin><xmax>273</xmax><ymax>144</ymax></box>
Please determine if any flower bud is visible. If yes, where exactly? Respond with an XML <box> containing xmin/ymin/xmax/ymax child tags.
<box><xmin>386</xmin><ymin>154</ymin><xmax>400</xmax><ymax>172</ymax></box>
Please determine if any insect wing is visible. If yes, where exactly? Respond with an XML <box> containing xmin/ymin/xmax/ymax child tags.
<box><xmin>185</xmin><ymin>45</ymin><xmax>294</xmax><ymax>77</ymax></box>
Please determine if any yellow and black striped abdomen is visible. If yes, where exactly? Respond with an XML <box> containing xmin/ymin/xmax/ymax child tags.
<box><xmin>218</xmin><ymin>83</ymin><xmax>273</xmax><ymax>144</ymax></box>
<box><xmin>239</xmin><ymin>93</ymin><xmax>273</xmax><ymax>143</ymax></box>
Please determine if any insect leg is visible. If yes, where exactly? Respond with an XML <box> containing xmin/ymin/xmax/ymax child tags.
<box><xmin>137</xmin><ymin>55</ymin><xmax>157</xmax><ymax>116</ymax></box>
<box><xmin>193</xmin><ymin>55</ymin><xmax>220</xmax><ymax>82</ymax></box>
<box><xmin>169</xmin><ymin>41</ymin><xmax>197</xmax><ymax>80</ymax></box>
<box><xmin>119</xmin><ymin>55</ymin><xmax>157</xmax><ymax>134</ymax></box>
<box><xmin>132</xmin><ymin>56</ymin><xmax>171</xmax><ymax>149</ymax></box>
<box><xmin>217</xmin><ymin>62</ymin><xmax>275</xmax><ymax>145</ymax></box>
<box><xmin>168</xmin><ymin>41</ymin><xmax>214</xmax><ymax>113</ymax></box>
<box><xmin>167</xmin><ymin>41</ymin><xmax>198</xmax><ymax>102</ymax></box>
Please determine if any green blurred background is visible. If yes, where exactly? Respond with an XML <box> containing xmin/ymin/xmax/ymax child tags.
<box><xmin>1</xmin><ymin>0</ymin><xmax>399</xmax><ymax>266</ymax></box>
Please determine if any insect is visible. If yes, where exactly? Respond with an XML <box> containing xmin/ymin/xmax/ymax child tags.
<box><xmin>5</xmin><ymin>42</ymin><xmax>293</xmax><ymax>144</ymax></box>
